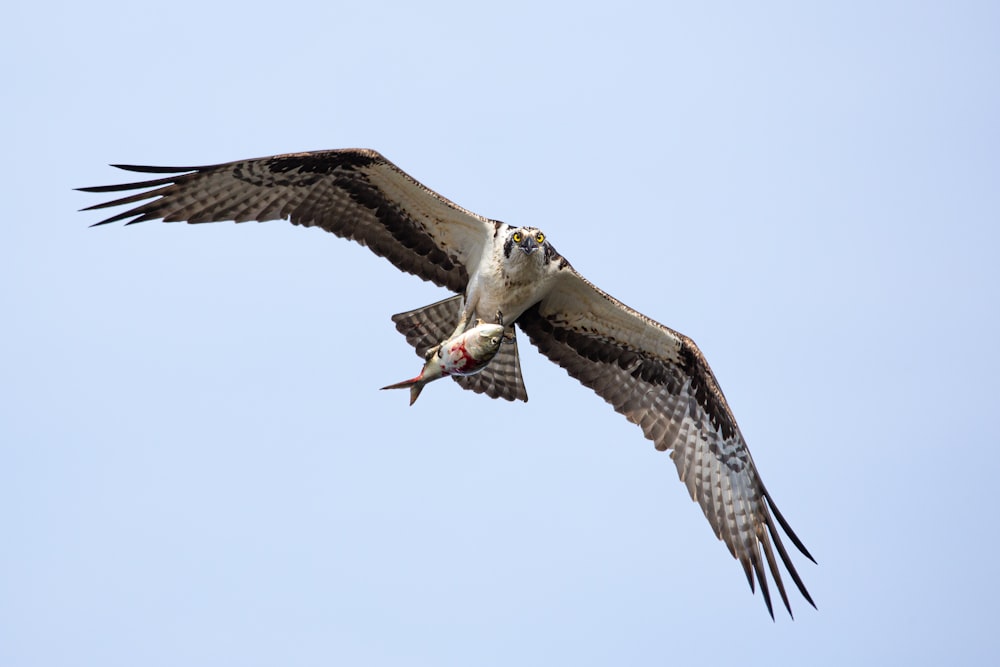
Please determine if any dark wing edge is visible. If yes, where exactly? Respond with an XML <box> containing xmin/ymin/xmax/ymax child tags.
<box><xmin>78</xmin><ymin>148</ymin><xmax>497</xmax><ymax>293</ymax></box>
<box><xmin>516</xmin><ymin>270</ymin><xmax>815</xmax><ymax>619</ymax></box>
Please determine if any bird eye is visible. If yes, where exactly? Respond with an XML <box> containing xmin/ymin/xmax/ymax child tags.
<box><xmin>512</xmin><ymin>232</ymin><xmax>522</xmax><ymax>243</ymax></box>
<box><xmin>535</xmin><ymin>232</ymin><xmax>545</xmax><ymax>243</ymax></box>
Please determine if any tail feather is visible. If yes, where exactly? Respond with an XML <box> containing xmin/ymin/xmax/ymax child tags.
<box><xmin>379</xmin><ymin>377</ymin><xmax>425</xmax><ymax>405</ymax></box>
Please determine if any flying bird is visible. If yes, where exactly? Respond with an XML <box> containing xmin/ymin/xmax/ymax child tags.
<box><xmin>79</xmin><ymin>148</ymin><xmax>815</xmax><ymax>618</ymax></box>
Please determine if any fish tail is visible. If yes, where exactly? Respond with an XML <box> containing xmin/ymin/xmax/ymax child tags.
<box><xmin>379</xmin><ymin>376</ymin><xmax>425</xmax><ymax>405</ymax></box>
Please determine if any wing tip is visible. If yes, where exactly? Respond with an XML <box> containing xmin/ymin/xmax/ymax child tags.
<box><xmin>763</xmin><ymin>485</ymin><xmax>817</xmax><ymax>564</ymax></box>
<box><xmin>110</xmin><ymin>163</ymin><xmax>201</xmax><ymax>174</ymax></box>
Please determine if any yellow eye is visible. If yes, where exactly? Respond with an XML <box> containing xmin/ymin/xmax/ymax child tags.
<box><xmin>535</xmin><ymin>232</ymin><xmax>545</xmax><ymax>243</ymax></box>
<box><xmin>512</xmin><ymin>232</ymin><xmax>522</xmax><ymax>243</ymax></box>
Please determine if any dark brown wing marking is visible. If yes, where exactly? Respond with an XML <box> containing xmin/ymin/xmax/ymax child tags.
<box><xmin>516</xmin><ymin>270</ymin><xmax>815</xmax><ymax>618</ymax></box>
<box><xmin>79</xmin><ymin>149</ymin><xmax>496</xmax><ymax>292</ymax></box>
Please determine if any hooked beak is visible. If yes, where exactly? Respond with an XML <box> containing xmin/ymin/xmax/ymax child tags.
<box><xmin>519</xmin><ymin>236</ymin><xmax>539</xmax><ymax>255</ymax></box>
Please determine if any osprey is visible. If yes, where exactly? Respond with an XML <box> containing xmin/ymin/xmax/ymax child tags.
<box><xmin>80</xmin><ymin>148</ymin><xmax>815</xmax><ymax>618</ymax></box>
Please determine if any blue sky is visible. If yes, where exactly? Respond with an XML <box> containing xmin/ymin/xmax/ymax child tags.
<box><xmin>4</xmin><ymin>1</ymin><xmax>999</xmax><ymax>664</ymax></box>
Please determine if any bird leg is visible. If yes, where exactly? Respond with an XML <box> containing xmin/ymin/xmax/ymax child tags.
<box><xmin>424</xmin><ymin>295</ymin><xmax>480</xmax><ymax>360</ymax></box>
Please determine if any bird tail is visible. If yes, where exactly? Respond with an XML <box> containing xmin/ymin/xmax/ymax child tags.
<box><xmin>379</xmin><ymin>377</ymin><xmax>426</xmax><ymax>405</ymax></box>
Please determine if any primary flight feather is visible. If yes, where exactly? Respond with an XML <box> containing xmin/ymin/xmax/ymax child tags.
<box><xmin>80</xmin><ymin>148</ymin><xmax>815</xmax><ymax>618</ymax></box>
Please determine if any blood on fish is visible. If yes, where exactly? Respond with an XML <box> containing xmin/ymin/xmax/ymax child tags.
<box><xmin>381</xmin><ymin>322</ymin><xmax>505</xmax><ymax>403</ymax></box>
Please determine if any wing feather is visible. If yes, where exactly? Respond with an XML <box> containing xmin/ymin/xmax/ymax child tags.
<box><xmin>517</xmin><ymin>268</ymin><xmax>815</xmax><ymax>618</ymax></box>
<box><xmin>79</xmin><ymin>149</ymin><xmax>497</xmax><ymax>292</ymax></box>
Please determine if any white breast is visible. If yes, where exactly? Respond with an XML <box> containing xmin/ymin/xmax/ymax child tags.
<box><xmin>465</xmin><ymin>234</ymin><xmax>560</xmax><ymax>325</ymax></box>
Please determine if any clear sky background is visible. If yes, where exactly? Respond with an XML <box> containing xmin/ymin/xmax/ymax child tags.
<box><xmin>4</xmin><ymin>1</ymin><xmax>998</xmax><ymax>665</ymax></box>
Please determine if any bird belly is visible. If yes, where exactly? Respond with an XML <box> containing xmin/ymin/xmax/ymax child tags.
<box><xmin>475</xmin><ymin>277</ymin><xmax>549</xmax><ymax>326</ymax></box>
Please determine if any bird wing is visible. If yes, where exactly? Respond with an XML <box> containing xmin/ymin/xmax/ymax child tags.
<box><xmin>79</xmin><ymin>149</ymin><xmax>496</xmax><ymax>292</ymax></box>
<box><xmin>516</xmin><ymin>267</ymin><xmax>815</xmax><ymax>618</ymax></box>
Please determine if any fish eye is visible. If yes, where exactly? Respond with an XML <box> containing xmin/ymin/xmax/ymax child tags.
<box><xmin>535</xmin><ymin>232</ymin><xmax>545</xmax><ymax>243</ymax></box>
<box><xmin>512</xmin><ymin>231</ymin><xmax>522</xmax><ymax>243</ymax></box>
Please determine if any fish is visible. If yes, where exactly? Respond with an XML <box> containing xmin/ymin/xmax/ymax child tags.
<box><xmin>380</xmin><ymin>322</ymin><xmax>506</xmax><ymax>405</ymax></box>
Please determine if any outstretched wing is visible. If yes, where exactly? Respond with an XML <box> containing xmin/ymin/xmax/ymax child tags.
<box><xmin>79</xmin><ymin>149</ymin><xmax>496</xmax><ymax>293</ymax></box>
<box><xmin>516</xmin><ymin>268</ymin><xmax>815</xmax><ymax>619</ymax></box>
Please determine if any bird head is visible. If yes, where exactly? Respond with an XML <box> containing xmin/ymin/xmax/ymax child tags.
<box><xmin>504</xmin><ymin>226</ymin><xmax>548</xmax><ymax>259</ymax></box>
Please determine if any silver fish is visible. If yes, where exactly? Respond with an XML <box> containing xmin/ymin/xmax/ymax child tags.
<box><xmin>380</xmin><ymin>322</ymin><xmax>506</xmax><ymax>405</ymax></box>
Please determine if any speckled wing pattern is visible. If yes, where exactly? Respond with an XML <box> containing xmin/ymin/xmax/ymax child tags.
<box><xmin>390</xmin><ymin>296</ymin><xmax>528</xmax><ymax>402</ymax></box>
<box><xmin>79</xmin><ymin>149</ymin><xmax>495</xmax><ymax>293</ymax></box>
<box><xmin>516</xmin><ymin>267</ymin><xmax>816</xmax><ymax>619</ymax></box>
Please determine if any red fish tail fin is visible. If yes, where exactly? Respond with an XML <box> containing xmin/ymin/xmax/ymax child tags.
<box><xmin>379</xmin><ymin>376</ymin><xmax>425</xmax><ymax>406</ymax></box>
<box><xmin>408</xmin><ymin>383</ymin><xmax>424</xmax><ymax>405</ymax></box>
